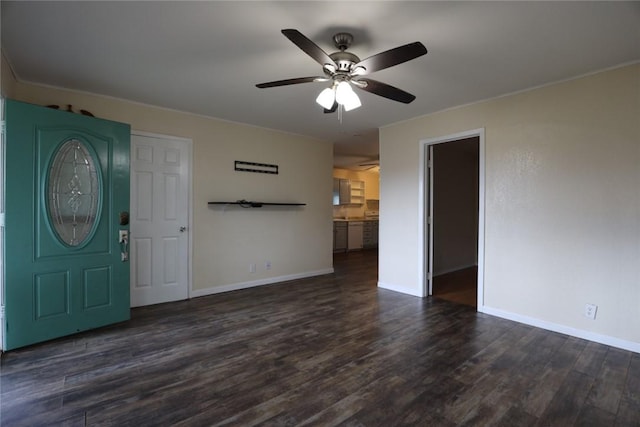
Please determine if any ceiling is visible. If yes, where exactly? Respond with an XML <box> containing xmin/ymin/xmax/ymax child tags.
<box><xmin>2</xmin><ymin>2</ymin><xmax>639</xmax><ymax>169</ymax></box>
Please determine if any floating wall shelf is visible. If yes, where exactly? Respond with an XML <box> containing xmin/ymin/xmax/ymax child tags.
<box><xmin>208</xmin><ymin>200</ymin><xmax>306</xmax><ymax>208</ymax></box>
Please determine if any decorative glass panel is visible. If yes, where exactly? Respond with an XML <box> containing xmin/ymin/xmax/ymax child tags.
<box><xmin>48</xmin><ymin>139</ymin><xmax>100</xmax><ymax>246</ymax></box>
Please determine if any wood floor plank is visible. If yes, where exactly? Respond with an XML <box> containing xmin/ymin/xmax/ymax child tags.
<box><xmin>615</xmin><ymin>399</ymin><xmax>640</xmax><ymax>426</ymax></box>
<box><xmin>443</xmin><ymin>371</ymin><xmax>506</xmax><ymax>424</ymax></box>
<box><xmin>520</xmin><ymin>334</ymin><xmax>584</xmax><ymax>417</ymax></box>
<box><xmin>391</xmin><ymin>374</ymin><xmax>464</xmax><ymax>426</ymax></box>
<box><xmin>452</xmin><ymin>323</ymin><xmax>529</xmax><ymax>385</ymax></box>
<box><xmin>575</xmin><ymin>404</ymin><xmax>617</xmax><ymax>426</ymax></box>
<box><xmin>586</xmin><ymin>347</ymin><xmax>632</xmax><ymax>414</ymax></box>
<box><xmin>493</xmin><ymin>405</ymin><xmax>539</xmax><ymax>426</ymax></box>
<box><xmin>535</xmin><ymin>370</ymin><xmax>594</xmax><ymax>425</ymax></box>
<box><xmin>622</xmin><ymin>353</ymin><xmax>640</xmax><ymax>407</ymax></box>
<box><xmin>574</xmin><ymin>340</ymin><xmax>609</xmax><ymax>377</ymax></box>
<box><xmin>457</xmin><ymin>327</ymin><xmax>550</xmax><ymax>425</ymax></box>
<box><xmin>1</xmin><ymin>250</ymin><xmax>639</xmax><ymax>426</ymax></box>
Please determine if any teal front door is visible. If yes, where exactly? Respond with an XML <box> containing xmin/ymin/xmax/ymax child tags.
<box><xmin>3</xmin><ymin>100</ymin><xmax>131</xmax><ymax>350</ymax></box>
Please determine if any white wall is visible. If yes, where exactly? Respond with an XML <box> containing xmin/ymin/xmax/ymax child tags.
<box><xmin>2</xmin><ymin>58</ymin><xmax>334</xmax><ymax>295</ymax></box>
<box><xmin>380</xmin><ymin>64</ymin><xmax>640</xmax><ymax>351</ymax></box>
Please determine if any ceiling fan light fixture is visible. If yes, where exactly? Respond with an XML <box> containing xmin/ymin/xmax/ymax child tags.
<box><xmin>316</xmin><ymin>87</ymin><xmax>336</xmax><ymax>110</ymax></box>
<box><xmin>336</xmin><ymin>81</ymin><xmax>361</xmax><ymax>111</ymax></box>
<box><xmin>342</xmin><ymin>92</ymin><xmax>361</xmax><ymax>111</ymax></box>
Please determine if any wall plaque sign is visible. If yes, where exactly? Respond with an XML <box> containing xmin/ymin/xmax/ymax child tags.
<box><xmin>234</xmin><ymin>160</ymin><xmax>278</xmax><ymax>174</ymax></box>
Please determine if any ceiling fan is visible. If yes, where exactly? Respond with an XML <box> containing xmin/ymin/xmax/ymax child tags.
<box><xmin>256</xmin><ymin>29</ymin><xmax>427</xmax><ymax>113</ymax></box>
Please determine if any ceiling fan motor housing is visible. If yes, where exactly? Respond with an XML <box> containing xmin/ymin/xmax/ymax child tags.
<box><xmin>330</xmin><ymin>33</ymin><xmax>361</xmax><ymax>72</ymax></box>
<box><xmin>330</xmin><ymin>51</ymin><xmax>361</xmax><ymax>72</ymax></box>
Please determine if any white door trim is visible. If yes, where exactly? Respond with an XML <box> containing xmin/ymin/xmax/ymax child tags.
<box><xmin>131</xmin><ymin>130</ymin><xmax>193</xmax><ymax>301</ymax></box>
<box><xmin>0</xmin><ymin>98</ymin><xmax>4</xmax><ymax>350</ymax></box>
<box><xmin>418</xmin><ymin>128</ymin><xmax>485</xmax><ymax>311</ymax></box>
<box><xmin>427</xmin><ymin>145</ymin><xmax>434</xmax><ymax>296</ymax></box>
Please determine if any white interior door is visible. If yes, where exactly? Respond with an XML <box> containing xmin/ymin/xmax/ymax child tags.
<box><xmin>130</xmin><ymin>132</ymin><xmax>191</xmax><ymax>307</ymax></box>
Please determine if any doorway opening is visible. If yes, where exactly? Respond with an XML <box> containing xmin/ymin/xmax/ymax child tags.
<box><xmin>419</xmin><ymin>129</ymin><xmax>485</xmax><ymax>310</ymax></box>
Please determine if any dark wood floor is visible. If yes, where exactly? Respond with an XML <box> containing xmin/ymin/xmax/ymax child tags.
<box><xmin>1</xmin><ymin>250</ymin><xmax>639</xmax><ymax>426</ymax></box>
<box><xmin>433</xmin><ymin>267</ymin><xmax>478</xmax><ymax>308</ymax></box>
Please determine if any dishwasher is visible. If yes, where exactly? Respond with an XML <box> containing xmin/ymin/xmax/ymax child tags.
<box><xmin>347</xmin><ymin>221</ymin><xmax>364</xmax><ymax>251</ymax></box>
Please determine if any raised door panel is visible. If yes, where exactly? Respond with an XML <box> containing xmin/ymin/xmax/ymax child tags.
<box><xmin>163</xmin><ymin>174</ymin><xmax>179</xmax><ymax>221</ymax></box>
<box><xmin>162</xmin><ymin>237</ymin><xmax>179</xmax><ymax>284</ymax></box>
<box><xmin>132</xmin><ymin>237</ymin><xmax>152</xmax><ymax>289</ymax></box>
<box><xmin>135</xmin><ymin>171</ymin><xmax>153</xmax><ymax>222</ymax></box>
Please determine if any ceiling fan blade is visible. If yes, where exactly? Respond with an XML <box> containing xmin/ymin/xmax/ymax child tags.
<box><xmin>256</xmin><ymin>76</ymin><xmax>324</xmax><ymax>88</ymax></box>
<box><xmin>324</xmin><ymin>101</ymin><xmax>338</xmax><ymax>114</ymax></box>
<box><xmin>282</xmin><ymin>29</ymin><xmax>337</xmax><ymax>68</ymax></box>
<box><xmin>356</xmin><ymin>78</ymin><xmax>417</xmax><ymax>104</ymax></box>
<box><xmin>361</xmin><ymin>165</ymin><xmax>379</xmax><ymax>171</ymax></box>
<box><xmin>354</xmin><ymin>42</ymin><xmax>427</xmax><ymax>74</ymax></box>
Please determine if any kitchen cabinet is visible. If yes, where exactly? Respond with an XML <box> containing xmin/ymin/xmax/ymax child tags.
<box><xmin>332</xmin><ymin>179</ymin><xmax>342</xmax><ymax>205</ymax></box>
<box><xmin>335</xmin><ymin>219</ymin><xmax>376</xmax><ymax>251</ymax></box>
<box><xmin>347</xmin><ymin>221</ymin><xmax>364</xmax><ymax>250</ymax></box>
<box><xmin>339</xmin><ymin>179</ymin><xmax>351</xmax><ymax>204</ymax></box>
<box><xmin>333</xmin><ymin>178</ymin><xmax>365</xmax><ymax>205</ymax></box>
<box><xmin>363</xmin><ymin>220</ymin><xmax>379</xmax><ymax>248</ymax></box>
<box><xmin>333</xmin><ymin>221</ymin><xmax>347</xmax><ymax>252</ymax></box>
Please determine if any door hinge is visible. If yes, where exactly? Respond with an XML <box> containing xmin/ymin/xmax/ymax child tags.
<box><xmin>427</xmin><ymin>216</ymin><xmax>432</xmax><ymax>225</ymax></box>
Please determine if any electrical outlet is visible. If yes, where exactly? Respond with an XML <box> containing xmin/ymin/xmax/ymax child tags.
<box><xmin>265</xmin><ymin>261</ymin><xmax>271</xmax><ymax>270</ymax></box>
<box><xmin>249</xmin><ymin>263</ymin><xmax>256</xmax><ymax>273</ymax></box>
<box><xmin>584</xmin><ymin>303</ymin><xmax>597</xmax><ymax>320</ymax></box>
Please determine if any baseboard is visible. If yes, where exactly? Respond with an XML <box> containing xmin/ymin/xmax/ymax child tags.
<box><xmin>481</xmin><ymin>306</ymin><xmax>640</xmax><ymax>354</ymax></box>
<box><xmin>377</xmin><ymin>281</ymin><xmax>424</xmax><ymax>297</ymax></box>
<box><xmin>190</xmin><ymin>268</ymin><xmax>335</xmax><ymax>298</ymax></box>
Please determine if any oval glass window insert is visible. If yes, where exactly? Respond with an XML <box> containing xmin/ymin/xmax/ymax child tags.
<box><xmin>48</xmin><ymin>139</ymin><xmax>100</xmax><ymax>246</ymax></box>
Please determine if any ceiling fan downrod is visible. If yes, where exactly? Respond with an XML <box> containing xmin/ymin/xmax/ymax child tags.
<box><xmin>333</xmin><ymin>32</ymin><xmax>353</xmax><ymax>51</ymax></box>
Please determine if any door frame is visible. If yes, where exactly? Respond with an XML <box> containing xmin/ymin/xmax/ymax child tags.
<box><xmin>130</xmin><ymin>130</ymin><xmax>193</xmax><ymax>301</ymax></box>
<box><xmin>418</xmin><ymin>128</ymin><xmax>485</xmax><ymax>310</ymax></box>
<box><xmin>1</xmin><ymin>98</ymin><xmax>5</xmax><ymax>349</ymax></box>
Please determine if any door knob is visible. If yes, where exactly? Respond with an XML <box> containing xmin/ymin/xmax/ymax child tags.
<box><xmin>179</xmin><ymin>226</ymin><xmax>187</xmax><ymax>233</ymax></box>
